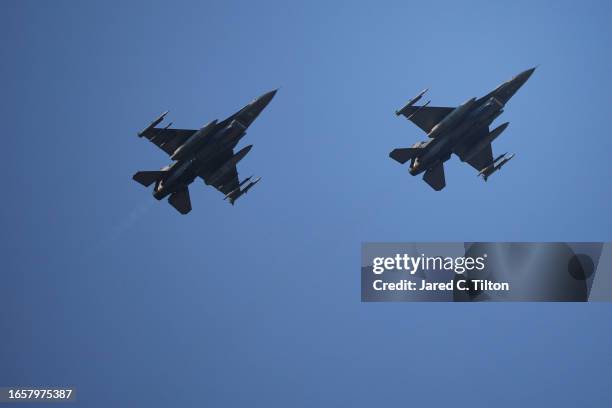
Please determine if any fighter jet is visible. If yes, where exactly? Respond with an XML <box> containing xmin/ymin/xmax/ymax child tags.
<box><xmin>132</xmin><ymin>90</ymin><xmax>277</xmax><ymax>214</ymax></box>
<box><xmin>478</xmin><ymin>153</ymin><xmax>515</xmax><ymax>181</ymax></box>
<box><xmin>390</xmin><ymin>68</ymin><xmax>535</xmax><ymax>190</ymax></box>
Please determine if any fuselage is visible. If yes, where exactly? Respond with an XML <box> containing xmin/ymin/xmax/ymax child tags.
<box><xmin>153</xmin><ymin>125</ymin><xmax>245</xmax><ymax>199</ymax></box>
<box><xmin>410</xmin><ymin>96</ymin><xmax>503</xmax><ymax>175</ymax></box>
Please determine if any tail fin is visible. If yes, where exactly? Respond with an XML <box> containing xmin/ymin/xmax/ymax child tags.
<box><xmin>132</xmin><ymin>170</ymin><xmax>166</xmax><ymax>187</ymax></box>
<box><xmin>168</xmin><ymin>187</ymin><xmax>192</xmax><ymax>214</ymax></box>
<box><xmin>389</xmin><ymin>148</ymin><xmax>422</xmax><ymax>164</ymax></box>
<box><xmin>423</xmin><ymin>162</ymin><xmax>446</xmax><ymax>191</ymax></box>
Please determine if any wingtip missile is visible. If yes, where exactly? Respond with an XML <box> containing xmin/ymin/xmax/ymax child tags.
<box><xmin>495</xmin><ymin>152</ymin><xmax>508</xmax><ymax>163</ymax></box>
<box><xmin>242</xmin><ymin>176</ymin><xmax>261</xmax><ymax>194</ymax></box>
<box><xmin>477</xmin><ymin>154</ymin><xmax>505</xmax><ymax>177</ymax></box>
<box><xmin>496</xmin><ymin>153</ymin><xmax>515</xmax><ymax>169</ymax></box>
<box><xmin>223</xmin><ymin>176</ymin><xmax>261</xmax><ymax>204</ymax></box>
<box><xmin>223</xmin><ymin>176</ymin><xmax>255</xmax><ymax>200</ymax></box>
<box><xmin>494</xmin><ymin>153</ymin><xmax>515</xmax><ymax>169</ymax></box>
<box><xmin>478</xmin><ymin>153</ymin><xmax>515</xmax><ymax>180</ymax></box>
<box><xmin>396</xmin><ymin>88</ymin><xmax>429</xmax><ymax>116</ymax></box>
<box><xmin>138</xmin><ymin>110</ymin><xmax>169</xmax><ymax>137</ymax></box>
<box><xmin>238</xmin><ymin>176</ymin><xmax>253</xmax><ymax>188</ymax></box>
<box><xmin>406</xmin><ymin>100</ymin><xmax>431</xmax><ymax>120</ymax></box>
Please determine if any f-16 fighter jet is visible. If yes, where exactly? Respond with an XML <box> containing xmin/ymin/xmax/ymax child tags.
<box><xmin>133</xmin><ymin>90</ymin><xmax>277</xmax><ymax>214</ymax></box>
<box><xmin>390</xmin><ymin>68</ymin><xmax>535</xmax><ymax>190</ymax></box>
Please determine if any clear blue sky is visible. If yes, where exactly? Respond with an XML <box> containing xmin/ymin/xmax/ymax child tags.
<box><xmin>1</xmin><ymin>0</ymin><xmax>611</xmax><ymax>406</ymax></box>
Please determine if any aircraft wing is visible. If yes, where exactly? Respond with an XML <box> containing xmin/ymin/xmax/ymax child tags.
<box><xmin>464</xmin><ymin>143</ymin><xmax>493</xmax><ymax>171</ymax></box>
<box><xmin>454</xmin><ymin>127</ymin><xmax>494</xmax><ymax>171</ymax></box>
<box><xmin>198</xmin><ymin>149</ymin><xmax>240</xmax><ymax>196</ymax></box>
<box><xmin>397</xmin><ymin>105</ymin><xmax>454</xmax><ymax>134</ymax></box>
<box><xmin>139</xmin><ymin>127</ymin><xmax>196</xmax><ymax>156</ymax></box>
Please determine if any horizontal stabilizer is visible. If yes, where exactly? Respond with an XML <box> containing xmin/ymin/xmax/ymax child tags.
<box><xmin>168</xmin><ymin>187</ymin><xmax>192</xmax><ymax>215</ymax></box>
<box><xmin>389</xmin><ymin>148</ymin><xmax>421</xmax><ymax>164</ymax></box>
<box><xmin>423</xmin><ymin>162</ymin><xmax>446</xmax><ymax>191</ymax></box>
<box><xmin>132</xmin><ymin>170</ymin><xmax>166</xmax><ymax>187</ymax></box>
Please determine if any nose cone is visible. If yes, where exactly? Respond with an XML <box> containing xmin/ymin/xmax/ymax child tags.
<box><xmin>511</xmin><ymin>66</ymin><xmax>537</xmax><ymax>89</ymax></box>
<box><xmin>515</xmin><ymin>66</ymin><xmax>536</xmax><ymax>84</ymax></box>
<box><xmin>255</xmin><ymin>89</ymin><xmax>278</xmax><ymax>109</ymax></box>
<box><xmin>238</xmin><ymin>89</ymin><xmax>278</xmax><ymax>127</ymax></box>
<box><xmin>494</xmin><ymin>67</ymin><xmax>536</xmax><ymax>105</ymax></box>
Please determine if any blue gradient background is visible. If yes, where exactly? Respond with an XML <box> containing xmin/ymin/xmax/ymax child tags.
<box><xmin>1</xmin><ymin>0</ymin><xmax>611</xmax><ymax>406</ymax></box>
